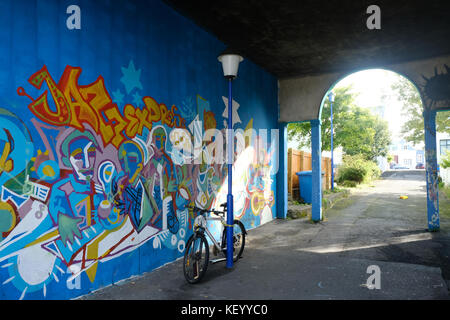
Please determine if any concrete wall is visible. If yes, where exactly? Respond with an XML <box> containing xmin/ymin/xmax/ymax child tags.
<box><xmin>442</xmin><ymin>168</ymin><xmax>450</xmax><ymax>187</ymax></box>
<box><xmin>279</xmin><ymin>55</ymin><xmax>450</xmax><ymax>122</ymax></box>
<box><xmin>0</xmin><ymin>0</ymin><xmax>279</xmax><ymax>299</ymax></box>
<box><xmin>437</xmin><ymin>132</ymin><xmax>450</xmax><ymax>164</ymax></box>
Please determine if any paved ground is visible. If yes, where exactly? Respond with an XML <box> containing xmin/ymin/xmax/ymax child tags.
<box><xmin>79</xmin><ymin>170</ymin><xmax>450</xmax><ymax>300</ymax></box>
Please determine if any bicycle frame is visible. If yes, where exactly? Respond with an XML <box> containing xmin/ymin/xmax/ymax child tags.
<box><xmin>184</xmin><ymin>205</ymin><xmax>245</xmax><ymax>284</ymax></box>
<box><xmin>194</xmin><ymin>213</ymin><xmax>227</xmax><ymax>255</ymax></box>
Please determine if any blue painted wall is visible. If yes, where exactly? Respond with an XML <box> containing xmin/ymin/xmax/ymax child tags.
<box><xmin>0</xmin><ymin>0</ymin><xmax>278</xmax><ymax>299</ymax></box>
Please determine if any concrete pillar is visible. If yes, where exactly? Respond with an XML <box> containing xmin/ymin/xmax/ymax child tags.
<box><xmin>311</xmin><ymin>119</ymin><xmax>322</xmax><ymax>222</ymax></box>
<box><xmin>423</xmin><ymin>108</ymin><xmax>440</xmax><ymax>231</ymax></box>
<box><xmin>276</xmin><ymin>123</ymin><xmax>288</xmax><ymax>219</ymax></box>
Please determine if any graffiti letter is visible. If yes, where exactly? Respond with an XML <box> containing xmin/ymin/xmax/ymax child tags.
<box><xmin>28</xmin><ymin>66</ymin><xmax>72</xmax><ymax>126</ymax></box>
<box><xmin>144</xmin><ymin>96</ymin><xmax>160</xmax><ymax>124</ymax></box>
<box><xmin>104</xmin><ymin>107</ymin><xmax>127</xmax><ymax>148</ymax></box>
<box><xmin>124</xmin><ymin>104</ymin><xmax>139</xmax><ymax>138</ymax></box>
<box><xmin>58</xmin><ymin>66</ymin><xmax>95</xmax><ymax>131</ymax></box>
<box><xmin>79</xmin><ymin>77</ymin><xmax>118</xmax><ymax>145</ymax></box>
<box><xmin>135</xmin><ymin>108</ymin><xmax>152</xmax><ymax>137</ymax></box>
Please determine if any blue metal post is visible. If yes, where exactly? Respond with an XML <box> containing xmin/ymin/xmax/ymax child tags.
<box><xmin>423</xmin><ymin>108</ymin><xmax>440</xmax><ymax>231</ymax></box>
<box><xmin>311</xmin><ymin>119</ymin><xmax>322</xmax><ymax>222</ymax></box>
<box><xmin>276</xmin><ymin>123</ymin><xmax>288</xmax><ymax>219</ymax></box>
<box><xmin>226</xmin><ymin>78</ymin><xmax>234</xmax><ymax>268</ymax></box>
<box><xmin>330</xmin><ymin>98</ymin><xmax>334</xmax><ymax>190</ymax></box>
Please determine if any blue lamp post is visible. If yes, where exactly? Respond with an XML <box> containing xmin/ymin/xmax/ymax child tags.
<box><xmin>218</xmin><ymin>53</ymin><xmax>243</xmax><ymax>268</ymax></box>
<box><xmin>328</xmin><ymin>91</ymin><xmax>335</xmax><ymax>190</ymax></box>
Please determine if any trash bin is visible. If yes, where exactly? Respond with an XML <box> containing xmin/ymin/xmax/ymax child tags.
<box><xmin>295</xmin><ymin>171</ymin><xmax>325</xmax><ymax>204</ymax></box>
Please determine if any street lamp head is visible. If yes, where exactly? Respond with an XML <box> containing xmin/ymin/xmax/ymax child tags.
<box><xmin>218</xmin><ymin>53</ymin><xmax>243</xmax><ymax>79</ymax></box>
<box><xmin>328</xmin><ymin>91</ymin><xmax>335</xmax><ymax>103</ymax></box>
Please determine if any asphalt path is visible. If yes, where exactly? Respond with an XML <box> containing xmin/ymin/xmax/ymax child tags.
<box><xmin>79</xmin><ymin>170</ymin><xmax>450</xmax><ymax>300</ymax></box>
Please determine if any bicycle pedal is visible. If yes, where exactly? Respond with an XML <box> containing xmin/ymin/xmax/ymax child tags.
<box><xmin>210</xmin><ymin>257</ymin><xmax>226</xmax><ymax>264</ymax></box>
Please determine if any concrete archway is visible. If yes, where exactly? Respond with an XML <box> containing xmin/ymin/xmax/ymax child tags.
<box><xmin>279</xmin><ymin>55</ymin><xmax>450</xmax><ymax>230</ymax></box>
<box><xmin>279</xmin><ymin>54</ymin><xmax>450</xmax><ymax>122</ymax></box>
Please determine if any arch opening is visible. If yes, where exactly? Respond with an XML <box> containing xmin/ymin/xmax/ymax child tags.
<box><xmin>286</xmin><ymin>68</ymin><xmax>449</xmax><ymax>231</ymax></box>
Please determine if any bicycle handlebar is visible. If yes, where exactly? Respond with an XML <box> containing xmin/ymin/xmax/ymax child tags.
<box><xmin>189</xmin><ymin>204</ymin><xmax>226</xmax><ymax>216</ymax></box>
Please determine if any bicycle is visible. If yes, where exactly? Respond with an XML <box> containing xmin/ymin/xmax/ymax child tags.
<box><xmin>183</xmin><ymin>202</ymin><xmax>246</xmax><ymax>284</ymax></box>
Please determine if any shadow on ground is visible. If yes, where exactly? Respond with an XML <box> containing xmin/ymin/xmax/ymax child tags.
<box><xmin>79</xmin><ymin>170</ymin><xmax>450</xmax><ymax>300</ymax></box>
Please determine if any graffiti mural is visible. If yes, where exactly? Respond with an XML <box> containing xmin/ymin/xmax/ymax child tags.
<box><xmin>420</xmin><ymin>64</ymin><xmax>450</xmax><ymax>110</ymax></box>
<box><xmin>0</xmin><ymin>62</ymin><xmax>276</xmax><ymax>299</ymax></box>
<box><xmin>419</xmin><ymin>63</ymin><xmax>450</xmax><ymax>230</ymax></box>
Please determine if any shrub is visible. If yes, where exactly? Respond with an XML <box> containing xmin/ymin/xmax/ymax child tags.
<box><xmin>341</xmin><ymin>180</ymin><xmax>358</xmax><ymax>188</ymax></box>
<box><xmin>441</xmin><ymin>150</ymin><xmax>450</xmax><ymax>169</ymax></box>
<box><xmin>337</xmin><ymin>154</ymin><xmax>381</xmax><ymax>185</ymax></box>
<box><xmin>338</xmin><ymin>167</ymin><xmax>365</xmax><ymax>183</ymax></box>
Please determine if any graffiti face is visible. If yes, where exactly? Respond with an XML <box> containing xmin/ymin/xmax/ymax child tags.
<box><xmin>0</xmin><ymin>64</ymin><xmax>275</xmax><ymax>300</ymax></box>
<box><xmin>169</xmin><ymin>129</ymin><xmax>193</xmax><ymax>165</ymax></box>
<box><xmin>170</xmin><ymin>129</ymin><xmax>191</xmax><ymax>151</ymax></box>
<box><xmin>68</xmin><ymin>137</ymin><xmax>96</xmax><ymax>181</ymax></box>
<box><xmin>152</xmin><ymin>126</ymin><xmax>167</xmax><ymax>152</ymax></box>
<box><xmin>119</xmin><ymin>140</ymin><xmax>143</xmax><ymax>185</ymax></box>
<box><xmin>0</xmin><ymin>109</ymin><xmax>33</xmax><ymax>190</ymax></box>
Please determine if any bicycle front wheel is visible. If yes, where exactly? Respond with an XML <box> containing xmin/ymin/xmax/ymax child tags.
<box><xmin>221</xmin><ymin>220</ymin><xmax>246</xmax><ymax>262</ymax></box>
<box><xmin>183</xmin><ymin>233</ymin><xmax>209</xmax><ymax>284</ymax></box>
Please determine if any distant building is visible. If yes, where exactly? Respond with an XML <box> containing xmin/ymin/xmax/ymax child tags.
<box><xmin>416</xmin><ymin>150</ymin><xmax>425</xmax><ymax>165</ymax></box>
<box><xmin>389</xmin><ymin>139</ymin><xmax>423</xmax><ymax>169</ymax></box>
<box><xmin>376</xmin><ymin>155</ymin><xmax>389</xmax><ymax>171</ymax></box>
<box><xmin>437</xmin><ymin>132</ymin><xmax>450</xmax><ymax>165</ymax></box>
<box><xmin>370</xmin><ymin>105</ymin><xmax>386</xmax><ymax>119</ymax></box>
<box><xmin>388</xmin><ymin>132</ymin><xmax>448</xmax><ymax>169</ymax></box>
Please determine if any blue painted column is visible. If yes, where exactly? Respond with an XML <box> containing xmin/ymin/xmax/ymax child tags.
<box><xmin>330</xmin><ymin>99</ymin><xmax>334</xmax><ymax>190</ymax></box>
<box><xmin>311</xmin><ymin>119</ymin><xmax>322</xmax><ymax>222</ymax></box>
<box><xmin>226</xmin><ymin>78</ymin><xmax>234</xmax><ymax>267</ymax></box>
<box><xmin>423</xmin><ymin>108</ymin><xmax>440</xmax><ymax>231</ymax></box>
<box><xmin>276</xmin><ymin>122</ymin><xmax>288</xmax><ymax>219</ymax></box>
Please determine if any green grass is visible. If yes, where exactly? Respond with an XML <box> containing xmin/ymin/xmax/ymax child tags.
<box><xmin>323</xmin><ymin>186</ymin><xmax>345</xmax><ymax>194</ymax></box>
<box><xmin>439</xmin><ymin>184</ymin><xmax>450</xmax><ymax>219</ymax></box>
<box><xmin>289</xmin><ymin>200</ymin><xmax>309</xmax><ymax>206</ymax></box>
<box><xmin>440</xmin><ymin>183</ymin><xmax>450</xmax><ymax>198</ymax></box>
<box><xmin>338</xmin><ymin>180</ymin><xmax>358</xmax><ymax>188</ymax></box>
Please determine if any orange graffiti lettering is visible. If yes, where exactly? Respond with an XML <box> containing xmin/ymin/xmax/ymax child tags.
<box><xmin>28</xmin><ymin>66</ymin><xmax>71</xmax><ymax>126</ymax></box>
<box><xmin>24</xmin><ymin>66</ymin><xmax>185</xmax><ymax>148</ymax></box>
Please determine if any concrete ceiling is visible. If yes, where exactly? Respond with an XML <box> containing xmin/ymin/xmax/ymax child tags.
<box><xmin>163</xmin><ymin>0</ymin><xmax>450</xmax><ymax>79</ymax></box>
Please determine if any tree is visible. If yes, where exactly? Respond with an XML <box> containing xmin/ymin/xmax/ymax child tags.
<box><xmin>441</xmin><ymin>150</ymin><xmax>450</xmax><ymax>169</ymax></box>
<box><xmin>288</xmin><ymin>86</ymin><xmax>392</xmax><ymax>161</ymax></box>
<box><xmin>337</xmin><ymin>106</ymin><xmax>391</xmax><ymax>160</ymax></box>
<box><xmin>387</xmin><ymin>154</ymin><xmax>394</xmax><ymax>163</ymax></box>
<box><xmin>288</xmin><ymin>86</ymin><xmax>353</xmax><ymax>151</ymax></box>
<box><xmin>391</xmin><ymin>76</ymin><xmax>450</xmax><ymax>145</ymax></box>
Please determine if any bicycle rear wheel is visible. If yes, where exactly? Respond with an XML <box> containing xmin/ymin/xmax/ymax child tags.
<box><xmin>221</xmin><ymin>220</ymin><xmax>246</xmax><ymax>262</ymax></box>
<box><xmin>183</xmin><ymin>233</ymin><xmax>209</xmax><ymax>284</ymax></box>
